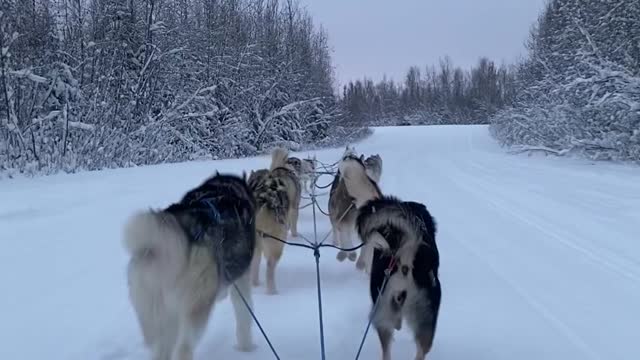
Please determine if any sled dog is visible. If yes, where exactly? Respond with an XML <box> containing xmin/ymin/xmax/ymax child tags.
<box><xmin>269</xmin><ymin>147</ymin><xmax>302</xmax><ymax>237</ymax></box>
<box><xmin>287</xmin><ymin>156</ymin><xmax>316</xmax><ymax>193</ymax></box>
<box><xmin>356</xmin><ymin>196</ymin><xmax>441</xmax><ymax>360</ymax></box>
<box><xmin>248</xmin><ymin>148</ymin><xmax>302</xmax><ymax>294</ymax></box>
<box><xmin>123</xmin><ymin>173</ymin><xmax>257</xmax><ymax>360</ymax></box>
<box><xmin>328</xmin><ymin>148</ymin><xmax>382</xmax><ymax>264</ymax></box>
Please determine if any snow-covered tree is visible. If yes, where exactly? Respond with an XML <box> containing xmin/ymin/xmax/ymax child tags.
<box><xmin>0</xmin><ymin>0</ymin><xmax>344</xmax><ymax>176</ymax></box>
<box><xmin>490</xmin><ymin>0</ymin><xmax>640</xmax><ymax>161</ymax></box>
<box><xmin>341</xmin><ymin>56</ymin><xmax>515</xmax><ymax>126</ymax></box>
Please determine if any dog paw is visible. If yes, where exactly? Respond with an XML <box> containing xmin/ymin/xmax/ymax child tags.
<box><xmin>234</xmin><ymin>343</ymin><xmax>257</xmax><ymax>352</ymax></box>
<box><xmin>336</xmin><ymin>251</ymin><xmax>347</xmax><ymax>262</ymax></box>
<box><xmin>347</xmin><ymin>251</ymin><xmax>358</xmax><ymax>262</ymax></box>
<box><xmin>355</xmin><ymin>259</ymin><xmax>366</xmax><ymax>270</ymax></box>
<box><xmin>266</xmin><ymin>287</ymin><xmax>278</xmax><ymax>295</ymax></box>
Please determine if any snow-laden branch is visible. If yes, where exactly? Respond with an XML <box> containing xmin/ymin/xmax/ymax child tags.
<box><xmin>9</xmin><ymin>69</ymin><xmax>48</xmax><ymax>83</ymax></box>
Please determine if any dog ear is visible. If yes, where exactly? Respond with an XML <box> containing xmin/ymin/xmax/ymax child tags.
<box><xmin>242</xmin><ymin>171</ymin><xmax>247</xmax><ymax>181</ymax></box>
<box><xmin>360</xmin><ymin>154</ymin><xmax>365</xmax><ymax>161</ymax></box>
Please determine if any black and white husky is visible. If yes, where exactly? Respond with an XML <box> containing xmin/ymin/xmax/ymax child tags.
<box><xmin>357</xmin><ymin>196</ymin><xmax>441</xmax><ymax>360</ymax></box>
<box><xmin>122</xmin><ymin>173</ymin><xmax>257</xmax><ymax>360</ymax></box>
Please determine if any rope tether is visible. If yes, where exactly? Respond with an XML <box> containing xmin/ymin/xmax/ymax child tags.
<box><xmin>354</xmin><ymin>255</ymin><xmax>397</xmax><ymax>360</ymax></box>
<box><xmin>310</xmin><ymin>179</ymin><xmax>327</xmax><ymax>360</ymax></box>
<box><xmin>225</xmin><ymin>155</ymin><xmax>376</xmax><ymax>360</ymax></box>
<box><xmin>231</xmin><ymin>281</ymin><xmax>281</xmax><ymax>360</ymax></box>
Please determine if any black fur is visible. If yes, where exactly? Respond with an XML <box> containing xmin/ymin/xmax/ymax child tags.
<box><xmin>164</xmin><ymin>173</ymin><xmax>256</xmax><ymax>282</ymax></box>
<box><xmin>250</xmin><ymin>171</ymin><xmax>290</xmax><ymax>225</ymax></box>
<box><xmin>329</xmin><ymin>170</ymin><xmax>342</xmax><ymax>195</ymax></box>
<box><xmin>358</xmin><ymin>195</ymin><xmax>441</xmax><ymax>344</ymax></box>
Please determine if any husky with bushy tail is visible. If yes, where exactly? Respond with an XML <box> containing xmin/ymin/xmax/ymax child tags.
<box><xmin>247</xmin><ymin>147</ymin><xmax>301</xmax><ymax>295</ymax></box>
<box><xmin>123</xmin><ymin>173</ymin><xmax>257</xmax><ymax>360</ymax></box>
<box><xmin>356</xmin><ymin>195</ymin><xmax>441</xmax><ymax>360</ymax></box>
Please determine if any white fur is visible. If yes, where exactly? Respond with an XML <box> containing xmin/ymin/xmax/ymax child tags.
<box><xmin>357</xmin><ymin>206</ymin><xmax>421</xmax><ymax>252</ymax></box>
<box><xmin>299</xmin><ymin>157</ymin><xmax>316</xmax><ymax>193</ymax></box>
<box><xmin>366</xmin><ymin>168</ymin><xmax>381</xmax><ymax>184</ymax></box>
<box><xmin>338</xmin><ymin>158</ymin><xmax>380</xmax><ymax>208</ymax></box>
<box><xmin>342</xmin><ymin>145</ymin><xmax>357</xmax><ymax>158</ymax></box>
<box><xmin>270</xmin><ymin>147</ymin><xmax>289</xmax><ymax>171</ymax></box>
<box><xmin>365</xmin><ymin>155</ymin><xmax>383</xmax><ymax>183</ymax></box>
<box><xmin>123</xmin><ymin>210</ymin><xmax>188</xmax><ymax>287</ymax></box>
<box><xmin>332</xmin><ymin>154</ymin><xmax>380</xmax><ymax>265</ymax></box>
<box><xmin>123</xmin><ymin>210</ymin><xmax>255</xmax><ymax>360</ymax></box>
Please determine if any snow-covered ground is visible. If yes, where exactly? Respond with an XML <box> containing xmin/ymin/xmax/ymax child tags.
<box><xmin>2</xmin><ymin>125</ymin><xmax>639</xmax><ymax>360</ymax></box>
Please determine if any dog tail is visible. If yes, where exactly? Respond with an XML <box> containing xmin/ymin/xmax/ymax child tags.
<box><xmin>356</xmin><ymin>198</ymin><xmax>420</xmax><ymax>252</ymax></box>
<box><xmin>123</xmin><ymin>210</ymin><xmax>188</xmax><ymax>283</ymax></box>
<box><xmin>339</xmin><ymin>157</ymin><xmax>381</xmax><ymax>208</ymax></box>
<box><xmin>270</xmin><ymin>147</ymin><xmax>289</xmax><ymax>171</ymax></box>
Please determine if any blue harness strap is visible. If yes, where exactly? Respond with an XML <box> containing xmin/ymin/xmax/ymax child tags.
<box><xmin>201</xmin><ymin>198</ymin><xmax>222</xmax><ymax>222</ymax></box>
<box><xmin>193</xmin><ymin>197</ymin><xmax>223</xmax><ymax>242</ymax></box>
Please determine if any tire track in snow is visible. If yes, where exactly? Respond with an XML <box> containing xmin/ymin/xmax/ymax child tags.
<box><xmin>429</xmin><ymin>160</ymin><xmax>603</xmax><ymax>360</ymax></box>
<box><xmin>447</xmin><ymin>229</ymin><xmax>602</xmax><ymax>360</ymax></box>
<box><xmin>457</xmin><ymin>131</ymin><xmax>640</xmax><ymax>285</ymax></box>
<box><xmin>453</xmin><ymin>157</ymin><xmax>640</xmax><ymax>287</ymax></box>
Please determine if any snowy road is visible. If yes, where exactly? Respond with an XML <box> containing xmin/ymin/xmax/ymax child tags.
<box><xmin>1</xmin><ymin>125</ymin><xmax>639</xmax><ymax>360</ymax></box>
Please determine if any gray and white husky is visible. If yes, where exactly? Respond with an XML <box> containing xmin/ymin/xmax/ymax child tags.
<box><xmin>123</xmin><ymin>173</ymin><xmax>257</xmax><ymax>360</ymax></box>
<box><xmin>328</xmin><ymin>148</ymin><xmax>382</xmax><ymax>266</ymax></box>
<box><xmin>356</xmin><ymin>196</ymin><xmax>441</xmax><ymax>360</ymax></box>
<box><xmin>286</xmin><ymin>156</ymin><xmax>316</xmax><ymax>193</ymax></box>
<box><xmin>248</xmin><ymin>148</ymin><xmax>302</xmax><ymax>295</ymax></box>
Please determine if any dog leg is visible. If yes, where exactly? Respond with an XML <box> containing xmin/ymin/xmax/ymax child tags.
<box><xmin>230</xmin><ymin>271</ymin><xmax>256</xmax><ymax>352</ymax></box>
<box><xmin>150</xmin><ymin>310</ymin><xmax>178</xmax><ymax>360</ymax></box>
<box><xmin>266</xmin><ymin>256</ymin><xmax>279</xmax><ymax>295</ymax></box>
<box><xmin>376</xmin><ymin>326</ymin><xmax>393</xmax><ymax>360</ymax></box>
<box><xmin>128</xmin><ymin>262</ymin><xmax>177</xmax><ymax>360</ymax></box>
<box><xmin>413</xmin><ymin>329</ymin><xmax>435</xmax><ymax>360</ymax></box>
<box><xmin>263</xmin><ymin>235</ymin><xmax>284</xmax><ymax>295</ymax></box>
<box><xmin>171</xmin><ymin>249</ymin><xmax>217</xmax><ymax>360</ymax></box>
<box><xmin>289</xmin><ymin>205</ymin><xmax>300</xmax><ymax>237</ymax></box>
<box><xmin>152</xmin><ymin>344</ymin><xmax>173</xmax><ymax>360</ymax></box>
<box><xmin>341</xmin><ymin>227</ymin><xmax>358</xmax><ymax>262</ymax></box>
<box><xmin>331</xmin><ymin>223</ymin><xmax>340</xmax><ymax>246</ymax></box>
<box><xmin>356</xmin><ymin>241</ymin><xmax>372</xmax><ymax>271</ymax></box>
<box><xmin>333</xmin><ymin>222</ymin><xmax>350</xmax><ymax>261</ymax></box>
<box><xmin>333</xmin><ymin>226</ymin><xmax>347</xmax><ymax>262</ymax></box>
<box><xmin>171</xmin><ymin>295</ymin><xmax>215</xmax><ymax>360</ymax></box>
<box><xmin>251</xmin><ymin>237</ymin><xmax>263</xmax><ymax>287</ymax></box>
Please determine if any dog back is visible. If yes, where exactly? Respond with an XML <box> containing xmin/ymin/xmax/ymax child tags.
<box><xmin>356</xmin><ymin>196</ymin><xmax>440</xmax><ymax>304</ymax></box>
<box><xmin>250</xmin><ymin>171</ymin><xmax>290</xmax><ymax>225</ymax></box>
<box><xmin>165</xmin><ymin>173</ymin><xmax>257</xmax><ymax>282</ymax></box>
<box><xmin>271</xmin><ymin>166</ymin><xmax>301</xmax><ymax>206</ymax></box>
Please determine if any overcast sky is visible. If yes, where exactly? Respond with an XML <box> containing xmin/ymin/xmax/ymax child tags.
<box><xmin>298</xmin><ymin>0</ymin><xmax>547</xmax><ymax>86</ymax></box>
